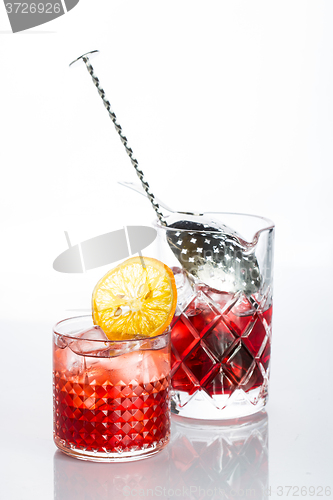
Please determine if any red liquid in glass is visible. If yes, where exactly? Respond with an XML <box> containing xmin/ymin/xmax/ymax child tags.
<box><xmin>170</xmin><ymin>289</ymin><xmax>272</xmax><ymax>396</ymax></box>
<box><xmin>53</xmin><ymin>374</ymin><xmax>169</xmax><ymax>452</ymax></box>
<box><xmin>53</xmin><ymin>344</ymin><xmax>170</xmax><ymax>454</ymax></box>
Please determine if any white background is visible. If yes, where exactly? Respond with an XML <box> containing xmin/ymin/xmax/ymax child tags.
<box><xmin>0</xmin><ymin>2</ymin><xmax>332</xmax><ymax>499</ymax></box>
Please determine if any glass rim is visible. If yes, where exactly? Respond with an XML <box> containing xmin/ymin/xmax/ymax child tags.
<box><xmin>153</xmin><ymin>211</ymin><xmax>275</xmax><ymax>233</ymax></box>
<box><xmin>53</xmin><ymin>315</ymin><xmax>171</xmax><ymax>343</ymax></box>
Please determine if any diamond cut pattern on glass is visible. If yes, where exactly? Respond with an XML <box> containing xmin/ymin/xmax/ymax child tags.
<box><xmin>185</xmin><ymin>344</ymin><xmax>216</xmax><ymax>386</ymax></box>
<box><xmin>171</xmin><ymin>288</ymin><xmax>273</xmax><ymax>410</ymax></box>
<box><xmin>242</xmin><ymin>317</ymin><xmax>267</xmax><ymax>357</ymax></box>
<box><xmin>260</xmin><ymin>341</ymin><xmax>271</xmax><ymax>371</ymax></box>
<box><xmin>223</xmin><ymin>341</ymin><xmax>254</xmax><ymax>385</ymax></box>
<box><xmin>205</xmin><ymin>367</ymin><xmax>235</xmax><ymax>397</ymax></box>
<box><xmin>53</xmin><ymin>374</ymin><xmax>170</xmax><ymax>453</ymax></box>
<box><xmin>171</xmin><ymin>315</ymin><xmax>199</xmax><ymax>361</ymax></box>
<box><xmin>204</xmin><ymin>320</ymin><xmax>236</xmax><ymax>360</ymax></box>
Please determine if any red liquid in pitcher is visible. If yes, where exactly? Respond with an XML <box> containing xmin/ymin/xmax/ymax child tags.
<box><xmin>170</xmin><ymin>288</ymin><xmax>272</xmax><ymax>396</ymax></box>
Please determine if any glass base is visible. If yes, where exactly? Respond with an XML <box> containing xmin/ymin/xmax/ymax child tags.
<box><xmin>54</xmin><ymin>435</ymin><xmax>170</xmax><ymax>462</ymax></box>
<box><xmin>171</xmin><ymin>388</ymin><xmax>267</xmax><ymax>420</ymax></box>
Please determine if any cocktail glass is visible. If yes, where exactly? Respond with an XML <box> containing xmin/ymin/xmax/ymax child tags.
<box><xmin>53</xmin><ymin>316</ymin><xmax>171</xmax><ymax>462</ymax></box>
<box><xmin>154</xmin><ymin>212</ymin><xmax>274</xmax><ymax>420</ymax></box>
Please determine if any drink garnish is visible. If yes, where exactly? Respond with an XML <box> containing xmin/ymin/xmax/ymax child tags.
<box><xmin>92</xmin><ymin>256</ymin><xmax>177</xmax><ymax>340</ymax></box>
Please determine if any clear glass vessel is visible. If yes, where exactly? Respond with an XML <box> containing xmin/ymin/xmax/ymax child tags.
<box><xmin>154</xmin><ymin>212</ymin><xmax>274</xmax><ymax>420</ymax></box>
<box><xmin>53</xmin><ymin>316</ymin><xmax>171</xmax><ymax>462</ymax></box>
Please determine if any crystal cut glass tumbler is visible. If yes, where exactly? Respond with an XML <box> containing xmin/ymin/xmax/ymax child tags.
<box><xmin>53</xmin><ymin>316</ymin><xmax>171</xmax><ymax>462</ymax></box>
<box><xmin>154</xmin><ymin>213</ymin><xmax>274</xmax><ymax>420</ymax></box>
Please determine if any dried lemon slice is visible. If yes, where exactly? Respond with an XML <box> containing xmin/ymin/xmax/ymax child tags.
<box><xmin>92</xmin><ymin>256</ymin><xmax>177</xmax><ymax>340</ymax></box>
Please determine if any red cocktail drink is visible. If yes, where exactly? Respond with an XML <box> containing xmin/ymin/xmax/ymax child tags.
<box><xmin>53</xmin><ymin>316</ymin><xmax>171</xmax><ymax>462</ymax></box>
<box><xmin>170</xmin><ymin>284</ymin><xmax>272</xmax><ymax>404</ymax></box>
<box><xmin>155</xmin><ymin>212</ymin><xmax>275</xmax><ymax>419</ymax></box>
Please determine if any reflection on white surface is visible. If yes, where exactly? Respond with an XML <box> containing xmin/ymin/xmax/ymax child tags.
<box><xmin>54</xmin><ymin>411</ymin><xmax>268</xmax><ymax>499</ymax></box>
<box><xmin>54</xmin><ymin>446</ymin><xmax>170</xmax><ymax>499</ymax></box>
